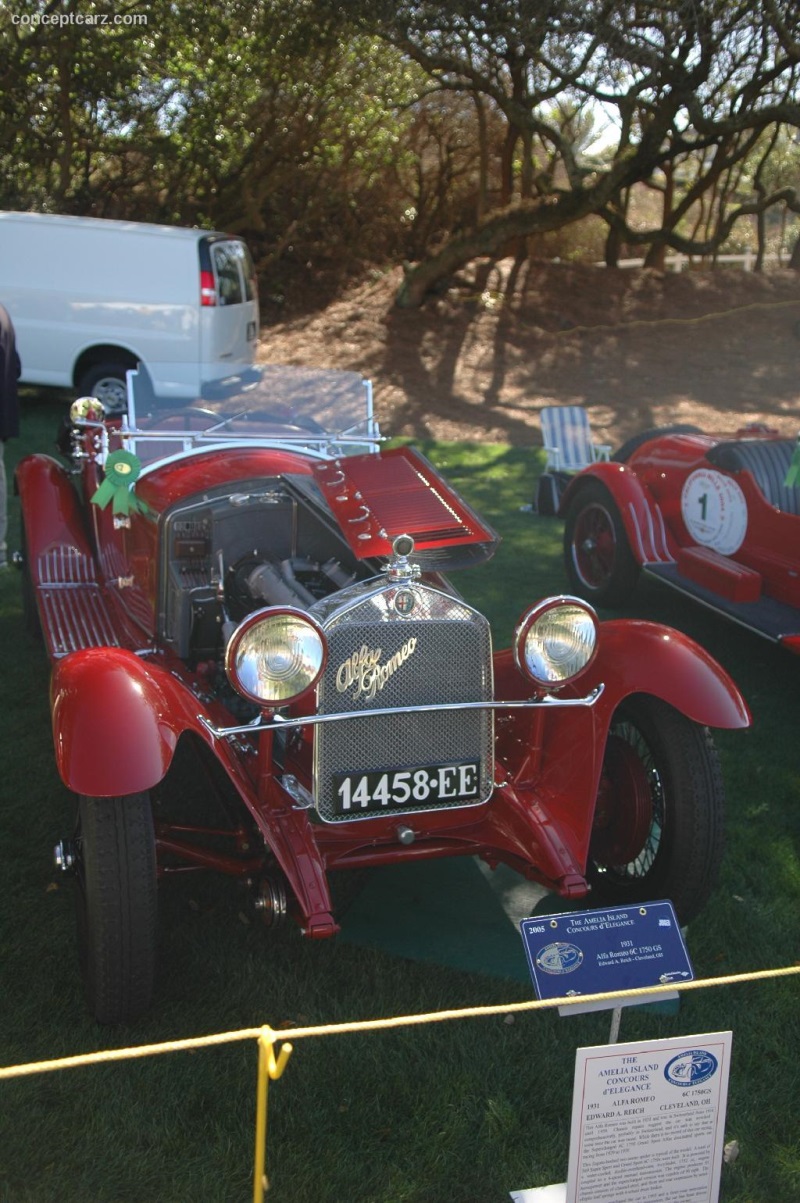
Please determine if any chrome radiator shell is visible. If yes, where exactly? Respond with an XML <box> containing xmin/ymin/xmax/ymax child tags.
<box><xmin>311</xmin><ymin>579</ymin><xmax>494</xmax><ymax>822</ymax></box>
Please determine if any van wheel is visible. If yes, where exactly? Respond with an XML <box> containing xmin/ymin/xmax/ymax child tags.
<box><xmin>77</xmin><ymin>363</ymin><xmax>131</xmax><ymax>415</ymax></box>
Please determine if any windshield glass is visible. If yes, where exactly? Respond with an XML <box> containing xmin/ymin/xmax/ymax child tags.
<box><xmin>119</xmin><ymin>364</ymin><xmax>379</xmax><ymax>468</ymax></box>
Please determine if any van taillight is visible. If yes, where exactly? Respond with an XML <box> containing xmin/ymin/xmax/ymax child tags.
<box><xmin>200</xmin><ymin>270</ymin><xmax>217</xmax><ymax>307</ymax></box>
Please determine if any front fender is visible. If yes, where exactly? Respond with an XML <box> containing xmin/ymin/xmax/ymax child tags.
<box><xmin>50</xmin><ymin>648</ymin><xmax>199</xmax><ymax>796</ymax></box>
<box><xmin>559</xmin><ymin>462</ymin><xmax>676</xmax><ymax>565</ymax></box>
<box><xmin>494</xmin><ymin>618</ymin><xmax>750</xmax><ymax>734</ymax></box>
<box><xmin>584</xmin><ymin>619</ymin><xmax>750</xmax><ymax>730</ymax></box>
<box><xmin>492</xmin><ymin>619</ymin><xmax>749</xmax><ymax>885</ymax></box>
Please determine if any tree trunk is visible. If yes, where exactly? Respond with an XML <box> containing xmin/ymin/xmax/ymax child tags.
<box><xmin>644</xmin><ymin>240</ymin><xmax>667</xmax><ymax>270</ymax></box>
<box><xmin>789</xmin><ymin>233</ymin><xmax>800</xmax><ymax>271</ymax></box>
<box><xmin>604</xmin><ymin>223</ymin><xmax>622</xmax><ymax>268</ymax></box>
<box><xmin>395</xmin><ymin>186</ymin><xmax>620</xmax><ymax>308</ymax></box>
<box><xmin>499</xmin><ymin>125</ymin><xmax>517</xmax><ymax>207</ymax></box>
<box><xmin>473</xmin><ymin>92</ymin><xmax>489</xmax><ymax>223</ymax></box>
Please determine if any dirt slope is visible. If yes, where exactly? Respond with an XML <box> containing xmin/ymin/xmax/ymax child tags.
<box><xmin>259</xmin><ymin>259</ymin><xmax>800</xmax><ymax>449</ymax></box>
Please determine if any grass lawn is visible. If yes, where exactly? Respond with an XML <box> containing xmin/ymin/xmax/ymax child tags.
<box><xmin>0</xmin><ymin>396</ymin><xmax>798</xmax><ymax>1202</ymax></box>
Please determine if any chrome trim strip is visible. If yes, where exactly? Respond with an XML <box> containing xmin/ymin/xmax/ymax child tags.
<box><xmin>628</xmin><ymin>499</ymin><xmax>675</xmax><ymax>566</ymax></box>
<box><xmin>627</xmin><ymin>501</ymin><xmax>648</xmax><ymax>561</ymax></box>
<box><xmin>197</xmin><ymin>684</ymin><xmax>605</xmax><ymax>739</ymax></box>
<box><xmin>653</xmin><ymin>503</ymin><xmax>674</xmax><ymax>562</ymax></box>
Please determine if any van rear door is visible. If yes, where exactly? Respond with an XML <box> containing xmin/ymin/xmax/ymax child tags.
<box><xmin>199</xmin><ymin>236</ymin><xmax>259</xmax><ymax>372</ymax></box>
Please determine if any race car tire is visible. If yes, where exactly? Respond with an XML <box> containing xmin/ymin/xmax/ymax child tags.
<box><xmin>75</xmin><ymin>792</ymin><xmax>157</xmax><ymax>1024</ymax></box>
<box><xmin>564</xmin><ymin>479</ymin><xmax>640</xmax><ymax>607</ymax></box>
<box><xmin>612</xmin><ymin>424</ymin><xmax>702</xmax><ymax>463</ymax></box>
<box><xmin>587</xmin><ymin>696</ymin><xmax>725</xmax><ymax>925</ymax></box>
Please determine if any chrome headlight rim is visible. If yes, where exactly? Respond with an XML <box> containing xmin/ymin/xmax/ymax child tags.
<box><xmin>225</xmin><ymin>605</ymin><xmax>328</xmax><ymax>707</ymax></box>
<box><xmin>514</xmin><ymin>595</ymin><xmax>599</xmax><ymax>688</ymax></box>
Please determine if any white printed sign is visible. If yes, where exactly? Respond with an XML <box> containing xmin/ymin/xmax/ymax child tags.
<box><xmin>565</xmin><ymin>1032</ymin><xmax>732</xmax><ymax>1203</ymax></box>
<box><xmin>681</xmin><ymin>469</ymin><xmax>747</xmax><ymax>555</ymax></box>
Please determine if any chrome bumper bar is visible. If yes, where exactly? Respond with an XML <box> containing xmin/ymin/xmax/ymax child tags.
<box><xmin>198</xmin><ymin>684</ymin><xmax>604</xmax><ymax>739</ymax></box>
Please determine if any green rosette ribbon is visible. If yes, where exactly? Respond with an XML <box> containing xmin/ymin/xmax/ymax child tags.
<box><xmin>785</xmin><ymin>437</ymin><xmax>800</xmax><ymax>489</ymax></box>
<box><xmin>91</xmin><ymin>450</ymin><xmax>150</xmax><ymax>515</ymax></box>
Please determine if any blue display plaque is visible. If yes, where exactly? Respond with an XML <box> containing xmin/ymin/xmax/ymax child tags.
<box><xmin>519</xmin><ymin>900</ymin><xmax>693</xmax><ymax>1011</ymax></box>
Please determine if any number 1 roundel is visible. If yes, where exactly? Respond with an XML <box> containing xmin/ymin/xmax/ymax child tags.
<box><xmin>680</xmin><ymin>468</ymin><xmax>748</xmax><ymax>555</ymax></box>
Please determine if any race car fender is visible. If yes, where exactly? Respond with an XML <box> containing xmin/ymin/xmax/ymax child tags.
<box><xmin>581</xmin><ymin>619</ymin><xmax>751</xmax><ymax>730</ymax></box>
<box><xmin>50</xmin><ymin>648</ymin><xmax>198</xmax><ymax>796</ymax></box>
<box><xmin>494</xmin><ymin>618</ymin><xmax>748</xmax><ymax>798</ymax></box>
<box><xmin>15</xmin><ymin>454</ymin><xmax>95</xmax><ymax>569</ymax></box>
<box><xmin>559</xmin><ymin>461</ymin><xmax>677</xmax><ymax>565</ymax></box>
<box><xmin>493</xmin><ymin>620</ymin><xmax>749</xmax><ymax>875</ymax></box>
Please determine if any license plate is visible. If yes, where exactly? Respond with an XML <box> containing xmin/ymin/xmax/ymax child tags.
<box><xmin>333</xmin><ymin>761</ymin><xmax>481</xmax><ymax>816</ymax></box>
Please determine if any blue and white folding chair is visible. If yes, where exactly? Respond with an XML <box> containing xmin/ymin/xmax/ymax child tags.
<box><xmin>534</xmin><ymin>406</ymin><xmax>611</xmax><ymax>515</ymax></box>
<box><xmin>540</xmin><ymin>405</ymin><xmax>612</xmax><ymax>472</ymax></box>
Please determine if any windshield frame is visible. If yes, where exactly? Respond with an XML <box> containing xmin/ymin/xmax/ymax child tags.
<box><xmin>117</xmin><ymin>364</ymin><xmax>381</xmax><ymax>471</ymax></box>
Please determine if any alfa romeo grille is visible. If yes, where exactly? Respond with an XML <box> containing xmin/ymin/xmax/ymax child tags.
<box><xmin>312</xmin><ymin>582</ymin><xmax>494</xmax><ymax>822</ymax></box>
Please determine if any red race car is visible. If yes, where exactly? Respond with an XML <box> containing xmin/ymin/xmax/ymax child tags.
<box><xmin>16</xmin><ymin>370</ymin><xmax>749</xmax><ymax>1022</ymax></box>
<box><xmin>561</xmin><ymin>423</ymin><xmax>800</xmax><ymax>654</ymax></box>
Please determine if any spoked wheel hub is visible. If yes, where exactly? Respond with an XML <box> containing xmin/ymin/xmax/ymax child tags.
<box><xmin>572</xmin><ymin>503</ymin><xmax>618</xmax><ymax>590</ymax></box>
<box><xmin>591</xmin><ymin>732</ymin><xmax>658</xmax><ymax>870</ymax></box>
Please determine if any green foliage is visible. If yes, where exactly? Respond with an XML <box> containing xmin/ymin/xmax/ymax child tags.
<box><xmin>4</xmin><ymin>3</ymin><xmax>800</xmax><ymax>299</ymax></box>
<box><xmin>0</xmin><ymin>0</ymin><xmax>423</xmax><ymax>299</ymax></box>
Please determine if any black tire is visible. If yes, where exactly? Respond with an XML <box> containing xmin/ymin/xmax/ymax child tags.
<box><xmin>75</xmin><ymin>792</ymin><xmax>158</xmax><ymax>1024</ymax></box>
<box><xmin>588</xmin><ymin>696</ymin><xmax>725</xmax><ymax>925</ymax></box>
<box><xmin>76</xmin><ymin>361</ymin><xmax>133</xmax><ymax>415</ymax></box>
<box><xmin>563</xmin><ymin>479</ymin><xmax>640</xmax><ymax>606</ymax></box>
<box><xmin>612</xmin><ymin>424</ymin><xmax>702</xmax><ymax>464</ymax></box>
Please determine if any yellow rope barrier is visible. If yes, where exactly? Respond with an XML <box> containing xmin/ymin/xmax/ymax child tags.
<box><xmin>1</xmin><ymin>963</ymin><xmax>797</xmax><ymax>1081</ymax></box>
<box><xmin>1</xmin><ymin>964</ymin><xmax>797</xmax><ymax>1200</ymax></box>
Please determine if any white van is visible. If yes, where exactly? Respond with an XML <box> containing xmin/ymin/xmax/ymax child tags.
<box><xmin>0</xmin><ymin>211</ymin><xmax>260</xmax><ymax>411</ymax></box>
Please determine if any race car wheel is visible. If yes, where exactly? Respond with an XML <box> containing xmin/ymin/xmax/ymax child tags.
<box><xmin>75</xmin><ymin>792</ymin><xmax>157</xmax><ymax>1024</ymax></box>
<box><xmin>564</xmin><ymin>480</ymin><xmax>639</xmax><ymax>606</ymax></box>
<box><xmin>588</xmin><ymin>696</ymin><xmax>725</xmax><ymax>925</ymax></box>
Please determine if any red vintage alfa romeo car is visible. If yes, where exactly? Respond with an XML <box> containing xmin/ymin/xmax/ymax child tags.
<box><xmin>561</xmin><ymin>423</ymin><xmax>800</xmax><ymax>653</ymax></box>
<box><xmin>16</xmin><ymin>369</ymin><xmax>749</xmax><ymax>1022</ymax></box>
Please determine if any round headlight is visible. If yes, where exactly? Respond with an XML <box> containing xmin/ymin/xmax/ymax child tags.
<box><xmin>225</xmin><ymin>607</ymin><xmax>327</xmax><ymax>706</ymax></box>
<box><xmin>514</xmin><ymin>597</ymin><xmax>598</xmax><ymax>687</ymax></box>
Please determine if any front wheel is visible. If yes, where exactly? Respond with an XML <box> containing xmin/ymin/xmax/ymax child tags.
<box><xmin>75</xmin><ymin>792</ymin><xmax>158</xmax><ymax>1024</ymax></box>
<box><xmin>588</xmin><ymin>697</ymin><xmax>725</xmax><ymax>925</ymax></box>
<box><xmin>564</xmin><ymin>480</ymin><xmax>640</xmax><ymax>607</ymax></box>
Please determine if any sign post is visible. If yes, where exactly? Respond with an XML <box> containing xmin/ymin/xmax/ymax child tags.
<box><xmin>511</xmin><ymin>904</ymin><xmax>733</xmax><ymax>1202</ymax></box>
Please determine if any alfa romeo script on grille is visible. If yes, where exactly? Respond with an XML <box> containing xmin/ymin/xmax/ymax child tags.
<box><xmin>333</xmin><ymin>761</ymin><xmax>481</xmax><ymax>815</ymax></box>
